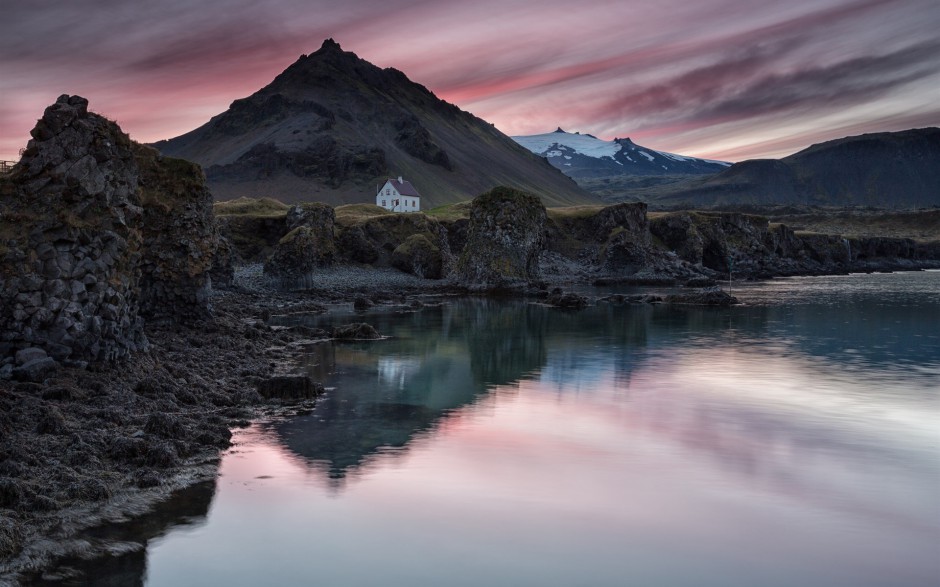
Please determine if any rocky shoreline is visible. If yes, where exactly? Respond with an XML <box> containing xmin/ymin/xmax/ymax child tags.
<box><xmin>1</xmin><ymin>95</ymin><xmax>939</xmax><ymax>584</ymax></box>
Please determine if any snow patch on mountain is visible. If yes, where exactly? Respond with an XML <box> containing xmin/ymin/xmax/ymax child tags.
<box><xmin>512</xmin><ymin>128</ymin><xmax>731</xmax><ymax>179</ymax></box>
<box><xmin>513</xmin><ymin>128</ymin><xmax>620</xmax><ymax>159</ymax></box>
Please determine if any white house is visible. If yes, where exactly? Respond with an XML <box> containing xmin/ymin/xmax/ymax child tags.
<box><xmin>376</xmin><ymin>176</ymin><xmax>421</xmax><ymax>212</ymax></box>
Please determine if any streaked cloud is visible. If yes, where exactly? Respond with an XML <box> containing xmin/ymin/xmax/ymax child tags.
<box><xmin>1</xmin><ymin>0</ymin><xmax>938</xmax><ymax>163</ymax></box>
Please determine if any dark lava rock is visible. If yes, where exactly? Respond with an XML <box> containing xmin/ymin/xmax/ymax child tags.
<box><xmin>15</xmin><ymin>347</ymin><xmax>48</xmax><ymax>366</ymax></box>
<box><xmin>332</xmin><ymin>323</ymin><xmax>381</xmax><ymax>340</ymax></box>
<box><xmin>453</xmin><ymin>186</ymin><xmax>547</xmax><ymax>289</ymax></box>
<box><xmin>546</xmin><ymin>290</ymin><xmax>590</xmax><ymax>308</ymax></box>
<box><xmin>256</xmin><ymin>375</ymin><xmax>324</xmax><ymax>400</ymax></box>
<box><xmin>664</xmin><ymin>287</ymin><xmax>738</xmax><ymax>306</ymax></box>
<box><xmin>264</xmin><ymin>203</ymin><xmax>337</xmax><ymax>279</ymax></box>
<box><xmin>136</xmin><ymin>145</ymin><xmax>221</xmax><ymax>325</ymax></box>
<box><xmin>0</xmin><ymin>94</ymin><xmax>149</xmax><ymax>364</ymax></box>
<box><xmin>391</xmin><ymin>233</ymin><xmax>443</xmax><ymax>279</ymax></box>
<box><xmin>353</xmin><ymin>297</ymin><xmax>374</xmax><ymax>311</ymax></box>
<box><xmin>12</xmin><ymin>357</ymin><xmax>58</xmax><ymax>383</ymax></box>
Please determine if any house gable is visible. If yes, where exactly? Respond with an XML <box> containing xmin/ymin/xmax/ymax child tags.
<box><xmin>376</xmin><ymin>176</ymin><xmax>421</xmax><ymax>212</ymax></box>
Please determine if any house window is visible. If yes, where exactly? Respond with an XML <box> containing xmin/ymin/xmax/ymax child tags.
<box><xmin>386</xmin><ymin>189</ymin><xmax>390</xmax><ymax>195</ymax></box>
<box><xmin>382</xmin><ymin>200</ymin><xmax>386</xmax><ymax>206</ymax></box>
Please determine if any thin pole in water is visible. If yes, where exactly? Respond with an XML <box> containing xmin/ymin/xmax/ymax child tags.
<box><xmin>728</xmin><ymin>255</ymin><xmax>733</xmax><ymax>294</ymax></box>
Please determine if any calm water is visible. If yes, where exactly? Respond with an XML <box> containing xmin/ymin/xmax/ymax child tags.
<box><xmin>51</xmin><ymin>272</ymin><xmax>940</xmax><ymax>586</ymax></box>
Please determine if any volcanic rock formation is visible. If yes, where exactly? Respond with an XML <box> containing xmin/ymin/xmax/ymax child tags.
<box><xmin>0</xmin><ymin>95</ymin><xmax>222</xmax><ymax>367</ymax></box>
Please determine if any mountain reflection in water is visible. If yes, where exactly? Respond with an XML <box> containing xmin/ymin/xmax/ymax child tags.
<box><xmin>44</xmin><ymin>272</ymin><xmax>940</xmax><ymax>587</ymax></box>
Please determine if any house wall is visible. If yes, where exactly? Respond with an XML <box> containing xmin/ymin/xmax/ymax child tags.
<box><xmin>376</xmin><ymin>181</ymin><xmax>421</xmax><ymax>212</ymax></box>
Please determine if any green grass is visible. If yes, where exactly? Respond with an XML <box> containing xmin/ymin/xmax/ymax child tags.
<box><xmin>546</xmin><ymin>205</ymin><xmax>605</xmax><ymax>221</ymax></box>
<box><xmin>213</xmin><ymin>197</ymin><xmax>290</xmax><ymax>217</ymax></box>
<box><xmin>425</xmin><ymin>201</ymin><xmax>472</xmax><ymax>222</ymax></box>
<box><xmin>334</xmin><ymin>203</ymin><xmax>393</xmax><ymax>227</ymax></box>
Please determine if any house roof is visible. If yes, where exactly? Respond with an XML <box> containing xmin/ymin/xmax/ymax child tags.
<box><xmin>380</xmin><ymin>178</ymin><xmax>421</xmax><ymax>198</ymax></box>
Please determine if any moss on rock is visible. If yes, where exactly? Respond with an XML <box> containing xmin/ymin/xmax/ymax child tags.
<box><xmin>453</xmin><ymin>186</ymin><xmax>547</xmax><ymax>289</ymax></box>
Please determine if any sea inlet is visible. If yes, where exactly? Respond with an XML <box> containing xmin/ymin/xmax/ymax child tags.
<box><xmin>32</xmin><ymin>271</ymin><xmax>940</xmax><ymax>586</ymax></box>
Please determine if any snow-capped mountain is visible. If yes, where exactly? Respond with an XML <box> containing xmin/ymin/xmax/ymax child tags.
<box><xmin>512</xmin><ymin>128</ymin><xmax>731</xmax><ymax>178</ymax></box>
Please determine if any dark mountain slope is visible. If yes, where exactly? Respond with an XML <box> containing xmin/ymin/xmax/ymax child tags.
<box><xmin>153</xmin><ymin>39</ymin><xmax>595</xmax><ymax>208</ymax></box>
<box><xmin>647</xmin><ymin>128</ymin><xmax>940</xmax><ymax>209</ymax></box>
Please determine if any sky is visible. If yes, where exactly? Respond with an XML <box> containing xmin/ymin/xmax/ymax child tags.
<box><xmin>1</xmin><ymin>0</ymin><xmax>939</xmax><ymax>163</ymax></box>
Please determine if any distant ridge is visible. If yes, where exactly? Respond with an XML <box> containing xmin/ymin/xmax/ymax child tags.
<box><xmin>645</xmin><ymin>128</ymin><xmax>940</xmax><ymax>209</ymax></box>
<box><xmin>153</xmin><ymin>40</ymin><xmax>596</xmax><ymax>208</ymax></box>
<box><xmin>512</xmin><ymin>128</ymin><xmax>730</xmax><ymax>178</ymax></box>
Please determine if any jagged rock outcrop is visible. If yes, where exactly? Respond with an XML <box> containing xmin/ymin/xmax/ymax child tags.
<box><xmin>0</xmin><ymin>95</ymin><xmax>148</xmax><ymax>365</ymax></box>
<box><xmin>647</xmin><ymin>210</ymin><xmax>937</xmax><ymax>278</ymax></box>
<box><xmin>391</xmin><ymin>234</ymin><xmax>443</xmax><ymax>279</ymax></box>
<box><xmin>453</xmin><ymin>187</ymin><xmax>548</xmax><ymax>289</ymax></box>
<box><xmin>335</xmin><ymin>210</ymin><xmax>451</xmax><ymax>275</ymax></box>
<box><xmin>0</xmin><ymin>95</ymin><xmax>224</xmax><ymax>366</ymax></box>
<box><xmin>136</xmin><ymin>146</ymin><xmax>220</xmax><ymax>324</ymax></box>
<box><xmin>208</xmin><ymin>235</ymin><xmax>237</xmax><ymax>289</ymax></box>
<box><xmin>264</xmin><ymin>203</ymin><xmax>336</xmax><ymax>279</ymax></box>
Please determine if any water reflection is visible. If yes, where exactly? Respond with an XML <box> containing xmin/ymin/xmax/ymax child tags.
<box><xmin>26</xmin><ymin>482</ymin><xmax>215</xmax><ymax>587</ymax></box>
<box><xmin>271</xmin><ymin>273</ymin><xmax>939</xmax><ymax>495</ymax></box>
<box><xmin>53</xmin><ymin>273</ymin><xmax>940</xmax><ymax>586</ymax></box>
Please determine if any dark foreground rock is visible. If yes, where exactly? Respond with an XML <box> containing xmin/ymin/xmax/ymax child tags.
<box><xmin>256</xmin><ymin>375</ymin><xmax>324</xmax><ymax>400</ymax></box>
<box><xmin>0</xmin><ymin>95</ymin><xmax>222</xmax><ymax>367</ymax></box>
<box><xmin>0</xmin><ymin>95</ymin><xmax>148</xmax><ymax>365</ymax></box>
<box><xmin>332</xmin><ymin>323</ymin><xmax>381</xmax><ymax>340</ymax></box>
<box><xmin>0</xmin><ymin>287</ymin><xmax>331</xmax><ymax>582</ymax></box>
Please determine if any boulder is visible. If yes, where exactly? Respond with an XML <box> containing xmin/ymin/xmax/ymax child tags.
<box><xmin>332</xmin><ymin>323</ymin><xmax>381</xmax><ymax>340</ymax></box>
<box><xmin>264</xmin><ymin>203</ymin><xmax>336</xmax><ymax>279</ymax></box>
<box><xmin>546</xmin><ymin>290</ymin><xmax>589</xmax><ymax>308</ymax></box>
<box><xmin>336</xmin><ymin>212</ymin><xmax>449</xmax><ymax>270</ymax></box>
<box><xmin>664</xmin><ymin>287</ymin><xmax>738</xmax><ymax>306</ymax></box>
<box><xmin>12</xmin><ymin>357</ymin><xmax>59</xmax><ymax>383</ymax></box>
<box><xmin>391</xmin><ymin>234</ymin><xmax>443</xmax><ymax>279</ymax></box>
<box><xmin>452</xmin><ymin>186</ymin><xmax>547</xmax><ymax>289</ymax></box>
<box><xmin>15</xmin><ymin>347</ymin><xmax>48</xmax><ymax>366</ymax></box>
<box><xmin>256</xmin><ymin>375</ymin><xmax>324</xmax><ymax>400</ymax></box>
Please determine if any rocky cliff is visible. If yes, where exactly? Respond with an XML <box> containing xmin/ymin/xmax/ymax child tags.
<box><xmin>136</xmin><ymin>146</ymin><xmax>221</xmax><ymax>324</ymax></box>
<box><xmin>0</xmin><ymin>95</ymin><xmax>222</xmax><ymax>368</ymax></box>
<box><xmin>0</xmin><ymin>96</ymin><xmax>148</xmax><ymax>366</ymax></box>
<box><xmin>215</xmin><ymin>192</ymin><xmax>939</xmax><ymax>291</ymax></box>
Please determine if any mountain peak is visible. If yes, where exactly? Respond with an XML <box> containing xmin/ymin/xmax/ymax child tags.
<box><xmin>554</xmin><ymin>127</ymin><xmax>567</xmax><ymax>133</ymax></box>
<box><xmin>512</xmin><ymin>131</ymin><xmax>730</xmax><ymax>179</ymax></box>
<box><xmin>152</xmin><ymin>45</ymin><xmax>595</xmax><ymax>207</ymax></box>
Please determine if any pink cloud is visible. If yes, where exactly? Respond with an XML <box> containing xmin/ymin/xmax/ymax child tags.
<box><xmin>1</xmin><ymin>0</ymin><xmax>938</xmax><ymax>163</ymax></box>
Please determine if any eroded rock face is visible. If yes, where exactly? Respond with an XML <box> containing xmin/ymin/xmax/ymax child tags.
<box><xmin>264</xmin><ymin>203</ymin><xmax>336</xmax><ymax>279</ymax></box>
<box><xmin>0</xmin><ymin>95</ymin><xmax>223</xmax><ymax>365</ymax></box>
<box><xmin>136</xmin><ymin>146</ymin><xmax>220</xmax><ymax>324</ymax></box>
<box><xmin>391</xmin><ymin>233</ymin><xmax>443</xmax><ymax>279</ymax></box>
<box><xmin>453</xmin><ymin>186</ymin><xmax>547</xmax><ymax>289</ymax></box>
<box><xmin>0</xmin><ymin>95</ymin><xmax>148</xmax><ymax>364</ymax></box>
<box><xmin>335</xmin><ymin>212</ymin><xmax>451</xmax><ymax>275</ymax></box>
